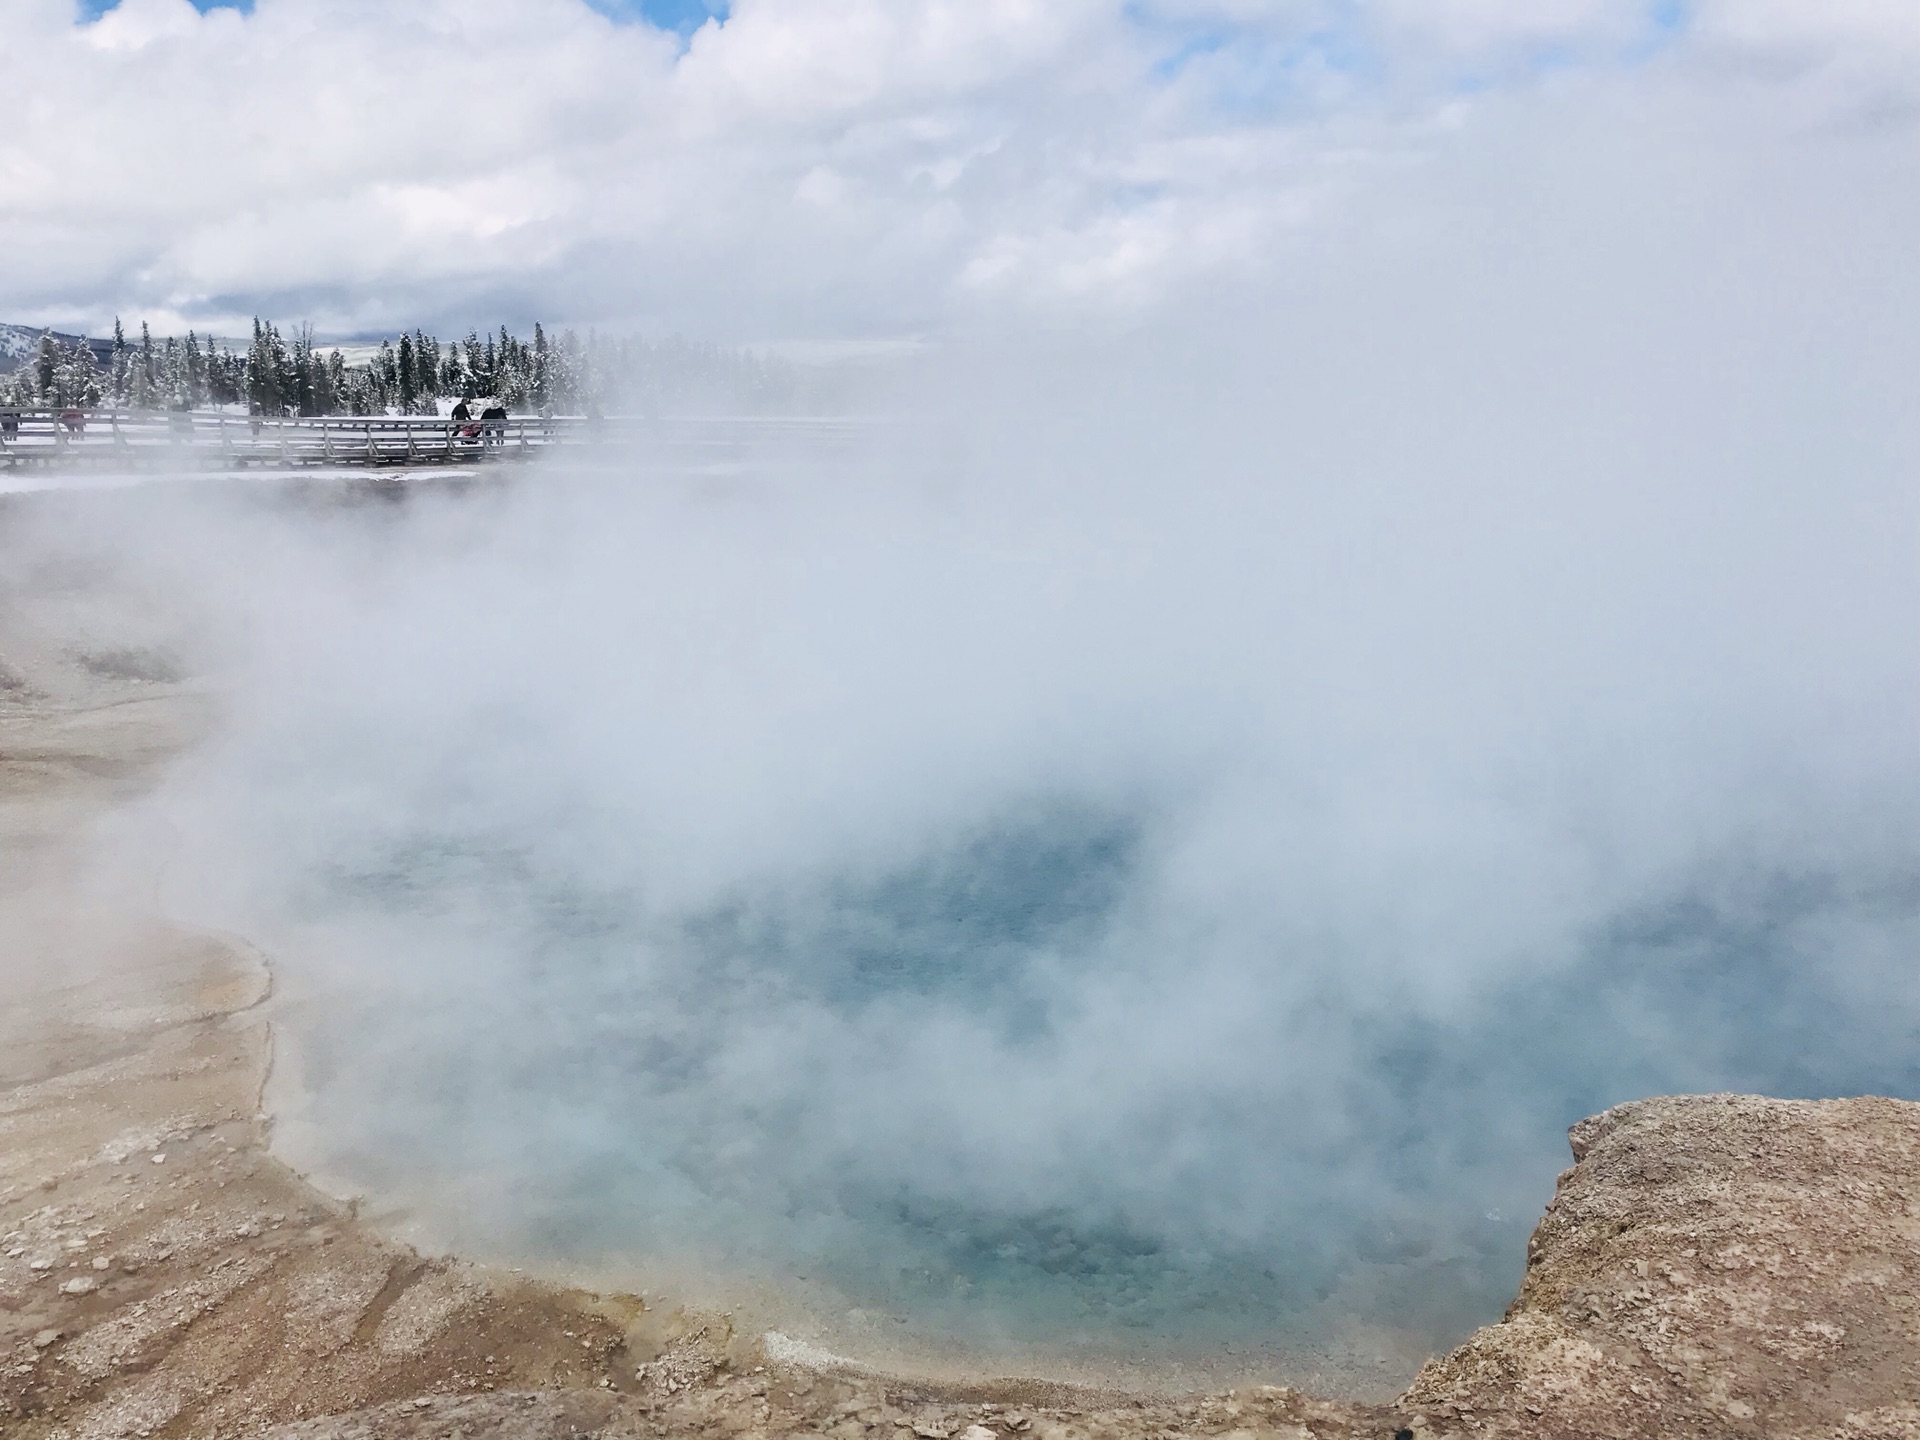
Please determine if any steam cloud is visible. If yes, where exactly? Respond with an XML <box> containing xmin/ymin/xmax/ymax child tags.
<box><xmin>16</xmin><ymin>85</ymin><xmax>1918</xmax><ymax>1382</ymax></box>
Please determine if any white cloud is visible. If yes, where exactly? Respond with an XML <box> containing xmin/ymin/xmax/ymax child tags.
<box><xmin>0</xmin><ymin>0</ymin><xmax>1914</xmax><ymax>338</ymax></box>
<box><xmin>1696</xmin><ymin>0</ymin><xmax>1920</xmax><ymax>52</ymax></box>
<box><xmin>1690</xmin><ymin>0</ymin><xmax>1920</xmax><ymax>117</ymax></box>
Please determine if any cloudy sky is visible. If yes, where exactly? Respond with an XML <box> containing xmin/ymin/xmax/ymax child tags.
<box><xmin>6</xmin><ymin>0</ymin><xmax>1918</xmax><ymax>341</ymax></box>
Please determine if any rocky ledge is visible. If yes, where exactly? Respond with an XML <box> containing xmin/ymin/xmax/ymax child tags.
<box><xmin>1403</xmin><ymin>1093</ymin><xmax>1920</xmax><ymax>1440</ymax></box>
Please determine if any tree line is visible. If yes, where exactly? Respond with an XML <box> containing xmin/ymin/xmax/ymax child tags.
<box><xmin>2</xmin><ymin>319</ymin><xmax>813</xmax><ymax>416</ymax></box>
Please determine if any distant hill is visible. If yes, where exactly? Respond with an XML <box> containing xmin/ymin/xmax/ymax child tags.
<box><xmin>0</xmin><ymin>323</ymin><xmax>115</xmax><ymax>374</ymax></box>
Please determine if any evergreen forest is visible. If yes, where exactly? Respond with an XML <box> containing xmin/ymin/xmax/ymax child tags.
<box><xmin>1</xmin><ymin>319</ymin><xmax>810</xmax><ymax>417</ymax></box>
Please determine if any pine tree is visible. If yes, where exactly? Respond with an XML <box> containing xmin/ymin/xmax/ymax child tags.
<box><xmin>76</xmin><ymin>339</ymin><xmax>102</xmax><ymax>407</ymax></box>
<box><xmin>412</xmin><ymin>330</ymin><xmax>439</xmax><ymax>412</ymax></box>
<box><xmin>311</xmin><ymin>345</ymin><xmax>339</xmax><ymax>416</ymax></box>
<box><xmin>34</xmin><ymin>333</ymin><xmax>57</xmax><ymax>401</ymax></box>
<box><xmin>274</xmin><ymin>325</ymin><xmax>297</xmax><ymax>415</ymax></box>
<box><xmin>497</xmin><ymin>327</ymin><xmax>521</xmax><ymax>406</ymax></box>
<box><xmin>324</xmin><ymin>351</ymin><xmax>348</xmax><ymax>415</ymax></box>
<box><xmin>443</xmin><ymin>341</ymin><xmax>468</xmax><ymax>399</ymax></box>
<box><xmin>110</xmin><ymin>318</ymin><xmax>128</xmax><ymax>405</ymax></box>
<box><xmin>291</xmin><ymin>327</ymin><xmax>316</xmax><ymax>417</ymax></box>
<box><xmin>50</xmin><ymin>338</ymin><xmax>102</xmax><ymax>408</ymax></box>
<box><xmin>203</xmin><ymin>335</ymin><xmax>226</xmax><ymax>406</ymax></box>
<box><xmin>531</xmin><ymin>322</ymin><xmax>551</xmax><ymax>413</ymax></box>
<box><xmin>396</xmin><ymin>333</ymin><xmax>417</xmax><ymax>413</ymax></box>
<box><xmin>376</xmin><ymin>340</ymin><xmax>398</xmax><ymax>412</ymax></box>
<box><xmin>184</xmin><ymin>331</ymin><xmax>206</xmax><ymax>407</ymax></box>
<box><xmin>215</xmin><ymin>334</ymin><xmax>235</xmax><ymax>406</ymax></box>
<box><xmin>246</xmin><ymin>319</ymin><xmax>288</xmax><ymax>416</ymax></box>
<box><xmin>133</xmin><ymin>323</ymin><xmax>156</xmax><ymax>409</ymax></box>
<box><xmin>245</xmin><ymin>320</ymin><xmax>264</xmax><ymax>414</ymax></box>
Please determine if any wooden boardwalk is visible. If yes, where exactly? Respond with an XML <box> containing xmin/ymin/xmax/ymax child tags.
<box><xmin>0</xmin><ymin>409</ymin><xmax>866</xmax><ymax>471</ymax></box>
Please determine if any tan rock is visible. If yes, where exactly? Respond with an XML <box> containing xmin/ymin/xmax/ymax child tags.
<box><xmin>1399</xmin><ymin>1094</ymin><xmax>1920</xmax><ymax>1439</ymax></box>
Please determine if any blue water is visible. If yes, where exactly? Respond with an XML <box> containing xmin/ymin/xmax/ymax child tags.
<box><xmin>280</xmin><ymin>792</ymin><xmax>1920</xmax><ymax>1362</ymax></box>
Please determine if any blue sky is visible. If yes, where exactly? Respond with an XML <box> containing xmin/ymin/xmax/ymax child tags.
<box><xmin>78</xmin><ymin>0</ymin><xmax>245</xmax><ymax>14</ymax></box>
<box><xmin>590</xmin><ymin>0</ymin><xmax>726</xmax><ymax>31</ymax></box>
<box><xmin>81</xmin><ymin>0</ymin><xmax>729</xmax><ymax>30</ymax></box>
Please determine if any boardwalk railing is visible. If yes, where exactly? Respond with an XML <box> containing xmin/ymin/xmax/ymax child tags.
<box><xmin>0</xmin><ymin>409</ymin><xmax>866</xmax><ymax>470</ymax></box>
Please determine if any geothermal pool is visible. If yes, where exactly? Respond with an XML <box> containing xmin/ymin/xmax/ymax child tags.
<box><xmin>251</xmin><ymin>781</ymin><xmax>1920</xmax><ymax>1389</ymax></box>
<box><xmin>70</xmin><ymin>435</ymin><xmax>1914</xmax><ymax>1390</ymax></box>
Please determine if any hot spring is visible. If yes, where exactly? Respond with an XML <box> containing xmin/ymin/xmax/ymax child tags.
<box><xmin>62</xmin><ymin>326</ymin><xmax>1917</xmax><ymax>1394</ymax></box>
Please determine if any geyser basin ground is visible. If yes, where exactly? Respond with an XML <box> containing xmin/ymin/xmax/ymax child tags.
<box><xmin>54</xmin><ymin>439</ymin><xmax>1906</xmax><ymax>1395</ymax></box>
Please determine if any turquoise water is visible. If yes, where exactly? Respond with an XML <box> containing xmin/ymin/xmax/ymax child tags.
<box><xmin>278</xmin><ymin>792</ymin><xmax>1920</xmax><ymax>1363</ymax></box>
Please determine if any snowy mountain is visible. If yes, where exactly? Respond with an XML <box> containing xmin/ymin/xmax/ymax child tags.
<box><xmin>0</xmin><ymin>323</ymin><xmax>114</xmax><ymax>374</ymax></box>
<box><xmin>0</xmin><ymin>324</ymin><xmax>41</xmax><ymax>372</ymax></box>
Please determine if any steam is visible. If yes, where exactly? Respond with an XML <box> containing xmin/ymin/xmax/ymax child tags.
<box><xmin>11</xmin><ymin>78</ymin><xmax>1916</xmax><ymax>1386</ymax></box>
<box><xmin>65</xmin><ymin>290</ymin><xmax>1914</xmax><ymax>1372</ymax></box>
